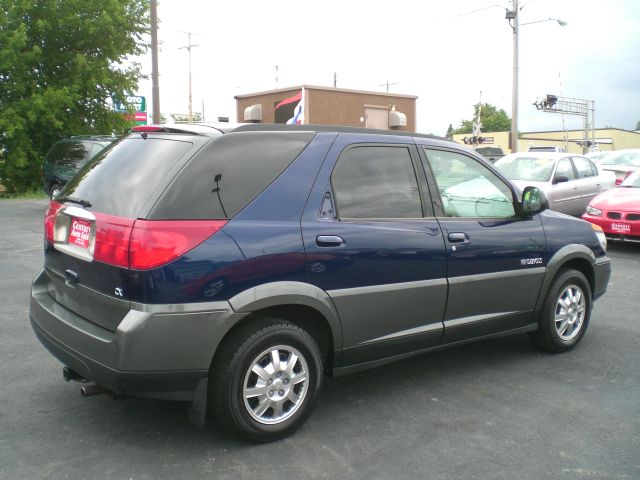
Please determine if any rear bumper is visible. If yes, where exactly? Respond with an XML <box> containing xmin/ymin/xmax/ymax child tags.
<box><xmin>30</xmin><ymin>269</ymin><xmax>247</xmax><ymax>400</ymax></box>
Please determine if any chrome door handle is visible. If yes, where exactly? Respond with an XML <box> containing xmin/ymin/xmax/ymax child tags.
<box><xmin>316</xmin><ymin>235</ymin><xmax>344</xmax><ymax>247</ymax></box>
<box><xmin>448</xmin><ymin>232</ymin><xmax>469</xmax><ymax>243</ymax></box>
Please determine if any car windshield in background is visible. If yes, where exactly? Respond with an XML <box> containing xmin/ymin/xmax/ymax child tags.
<box><xmin>494</xmin><ymin>156</ymin><xmax>555</xmax><ymax>182</ymax></box>
<box><xmin>600</xmin><ymin>151</ymin><xmax>640</xmax><ymax>166</ymax></box>
<box><xmin>621</xmin><ymin>170</ymin><xmax>640</xmax><ymax>187</ymax></box>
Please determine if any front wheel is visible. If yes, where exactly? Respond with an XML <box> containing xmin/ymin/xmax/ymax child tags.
<box><xmin>210</xmin><ymin>318</ymin><xmax>323</xmax><ymax>442</ymax></box>
<box><xmin>529</xmin><ymin>269</ymin><xmax>592</xmax><ymax>353</ymax></box>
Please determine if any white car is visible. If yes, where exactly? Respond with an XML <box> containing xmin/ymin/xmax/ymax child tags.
<box><xmin>597</xmin><ymin>149</ymin><xmax>640</xmax><ymax>185</ymax></box>
<box><xmin>494</xmin><ymin>152</ymin><xmax>615</xmax><ymax>216</ymax></box>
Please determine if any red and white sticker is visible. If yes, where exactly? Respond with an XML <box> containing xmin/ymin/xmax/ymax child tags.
<box><xmin>610</xmin><ymin>222</ymin><xmax>631</xmax><ymax>234</ymax></box>
<box><xmin>69</xmin><ymin>218</ymin><xmax>92</xmax><ymax>248</ymax></box>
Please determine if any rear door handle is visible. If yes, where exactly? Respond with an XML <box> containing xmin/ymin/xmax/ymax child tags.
<box><xmin>316</xmin><ymin>235</ymin><xmax>344</xmax><ymax>247</ymax></box>
<box><xmin>448</xmin><ymin>232</ymin><xmax>469</xmax><ymax>243</ymax></box>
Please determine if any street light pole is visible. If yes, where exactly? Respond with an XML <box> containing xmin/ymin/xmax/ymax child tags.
<box><xmin>507</xmin><ymin>2</ymin><xmax>567</xmax><ymax>153</ymax></box>
<box><xmin>510</xmin><ymin>0</ymin><xmax>519</xmax><ymax>152</ymax></box>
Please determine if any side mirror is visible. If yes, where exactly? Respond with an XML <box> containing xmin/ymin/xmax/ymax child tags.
<box><xmin>553</xmin><ymin>175</ymin><xmax>569</xmax><ymax>184</ymax></box>
<box><xmin>521</xmin><ymin>186</ymin><xmax>548</xmax><ymax>215</ymax></box>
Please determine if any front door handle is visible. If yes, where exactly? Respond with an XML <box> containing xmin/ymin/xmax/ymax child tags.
<box><xmin>316</xmin><ymin>235</ymin><xmax>344</xmax><ymax>247</ymax></box>
<box><xmin>448</xmin><ymin>232</ymin><xmax>469</xmax><ymax>243</ymax></box>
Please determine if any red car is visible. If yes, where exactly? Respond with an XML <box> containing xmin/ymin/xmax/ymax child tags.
<box><xmin>582</xmin><ymin>169</ymin><xmax>640</xmax><ymax>242</ymax></box>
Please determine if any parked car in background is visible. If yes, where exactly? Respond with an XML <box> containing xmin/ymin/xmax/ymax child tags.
<box><xmin>494</xmin><ymin>152</ymin><xmax>615</xmax><ymax>216</ymax></box>
<box><xmin>475</xmin><ymin>146</ymin><xmax>506</xmax><ymax>163</ymax></box>
<box><xmin>528</xmin><ymin>145</ymin><xmax>566</xmax><ymax>153</ymax></box>
<box><xmin>582</xmin><ymin>169</ymin><xmax>640</xmax><ymax>242</ymax></box>
<box><xmin>43</xmin><ymin>136</ymin><xmax>117</xmax><ymax>198</ymax></box>
<box><xmin>30</xmin><ymin>124</ymin><xmax>611</xmax><ymax>442</ymax></box>
<box><xmin>586</xmin><ymin>151</ymin><xmax>612</xmax><ymax>163</ymax></box>
<box><xmin>597</xmin><ymin>149</ymin><xmax>640</xmax><ymax>185</ymax></box>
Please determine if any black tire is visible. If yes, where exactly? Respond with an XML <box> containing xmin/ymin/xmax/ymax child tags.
<box><xmin>50</xmin><ymin>183</ymin><xmax>61</xmax><ymax>199</ymax></box>
<box><xmin>529</xmin><ymin>268</ymin><xmax>592</xmax><ymax>353</ymax></box>
<box><xmin>210</xmin><ymin>317</ymin><xmax>323</xmax><ymax>442</ymax></box>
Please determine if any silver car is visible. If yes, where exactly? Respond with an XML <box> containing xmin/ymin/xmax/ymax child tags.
<box><xmin>494</xmin><ymin>152</ymin><xmax>615</xmax><ymax>216</ymax></box>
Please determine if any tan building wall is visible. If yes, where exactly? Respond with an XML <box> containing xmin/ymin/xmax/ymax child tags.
<box><xmin>235</xmin><ymin>85</ymin><xmax>417</xmax><ymax>132</ymax></box>
<box><xmin>453</xmin><ymin>128</ymin><xmax>640</xmax><ymax>155</ymax></box>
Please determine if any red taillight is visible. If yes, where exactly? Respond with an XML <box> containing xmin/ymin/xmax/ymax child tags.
<box><xmin>132</xmin><ymin>125</ymin><xmax>165</xmax><ymax>132</ymax></box>
<box><xmin>93</xmin><ymin>213</ymin><xmax>135</xmax><ymax>268</ymax></box>
<box><xmin>44</xmin><ymin>201</ymin><xmax>64</xmax><ymax>243</ymax></box>
<box><xmin>129</xmin><ymin>220</ymin><xmax>227</xmax><ymax>270</ymax></box>
<box><xmin>46</xmin><ymin>203</ymin><xmax>226</xmax><ymax>270</ymax></box>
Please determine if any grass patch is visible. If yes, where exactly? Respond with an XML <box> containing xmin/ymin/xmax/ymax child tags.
<box><xmin>0</xmin><ymin>190</ymin><xmax>48</xmax><ymax>200</ymax></box>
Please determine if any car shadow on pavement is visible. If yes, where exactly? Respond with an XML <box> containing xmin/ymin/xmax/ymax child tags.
<box><xmin>49</xmin><ymin>333</ymin><xmax>541</xmax><ymax>448</ymax></box>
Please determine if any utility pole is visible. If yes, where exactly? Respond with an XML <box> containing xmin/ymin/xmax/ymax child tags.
<box><xmin>507</xmin><ymin>0</ymin><xmax>519</xmax><ymax>152</ymax></box>
<box><xmin>179</xmin><ymin>32</ymin><xmax>199</xmax><ymax>123</ymax></box>
<box><xmin>379</xmin><ymin>80</ymin><xmax>397</xmax><ymax>93</ymax></box>
<box><xmin>150</xmin><ymin>0</ymin><xmax>160</xmax><ymax>124</ymax></box>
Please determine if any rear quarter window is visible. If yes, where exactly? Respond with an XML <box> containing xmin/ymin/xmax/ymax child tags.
<box><xmin>150</xmin><ymin>131</ymin><xmax>315</xmax><ymax>220</ymax></box>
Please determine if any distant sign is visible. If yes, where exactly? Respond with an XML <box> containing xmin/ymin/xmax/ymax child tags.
<box><xmin>114</xmin><ymin>95</ymin><xmax>146</xmax><ymax>113</ymax></box>
<box><xmin>115</xmin><ymin>95</ymin><xmax>147</xmax><ymax>125</ymax></box>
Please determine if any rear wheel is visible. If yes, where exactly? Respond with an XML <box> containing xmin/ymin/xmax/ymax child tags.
<box><xmin>50</xmin><ymin>183</ymin><xmax>62</xmax><ymax>199</ymax></box>
<box><xmin>529</xmin><ymin>269</ymin><xmax>592</xmax><ymax>352</ymax></box>
<box><xmin>210</xmin><ymin>318</ymin><xmax>323</xmax><ymax>442</ymax></box>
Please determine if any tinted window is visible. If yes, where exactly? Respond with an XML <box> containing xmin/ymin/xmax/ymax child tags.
<box><xmin>331</xmin><ymin>146</ymin><xmax>422</xmax><ymax>219</ymax></box>
<box><xmin>152</xmin><ymin>132</ymin><xmax>314</xmax><ymax>220</ymax></box>
<box><xmin>572</xmin><ymin>156</ymin><xmax>596</xmax><ymax>178</ymax></box>
<box><xmin>554</xmin><ymin>158</ymin><xmax>576</xmax><ymax>181</ymax></box>
<box><xmin>47</xmin><ymin>141</ymin><xmax>90</xmax><ymax>167</ymax></box>
<box><xmin>62</xmin><ymin>137</ymin><xmax>194</xmax><ymax>218</ymax></box>
<box><xmin>424</xmin><ymin>148</ymin><xmax>515</xmax><ymax>218</ymax></box>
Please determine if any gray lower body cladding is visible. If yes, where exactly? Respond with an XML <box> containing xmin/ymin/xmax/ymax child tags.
<box><xmin>29</xmin><ymin>269</ymin><xmax>246</xmax><ymax>400</ymax></box>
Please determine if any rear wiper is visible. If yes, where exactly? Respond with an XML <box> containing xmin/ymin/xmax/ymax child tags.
<box><xmin>61</xmin><ymin>196</ymin><xmax>92</xmax><ymax>208</ymax></box>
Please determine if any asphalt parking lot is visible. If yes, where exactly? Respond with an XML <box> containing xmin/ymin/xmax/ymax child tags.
<box><xmin>1</xmin><ymin>199</ymin><xmax>638</xmax><ymax>480</ymax></box>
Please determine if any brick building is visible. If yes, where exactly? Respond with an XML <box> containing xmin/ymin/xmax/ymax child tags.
<box><xmin>235</xmin><ymin>85</ymin><xmax>417</xmax><ymax>132</ymax></box>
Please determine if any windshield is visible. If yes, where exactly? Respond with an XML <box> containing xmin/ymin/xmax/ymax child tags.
<box><xmin>600</xmin><ymin>151</ymin><xmax>640</xmax><ymax>167</ymax></box>
<box><xmin>494</xmin><ymin>156</ymin><xmax>555</xmax><ymax>182</ymax></box>
<box><xmin>621</xmin><ymin>170</ymin><xmax>640</xmax><ymax>187</ymax></box>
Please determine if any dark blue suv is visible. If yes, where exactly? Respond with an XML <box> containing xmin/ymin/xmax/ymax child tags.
<box><xmin>30</xmin><ymin>124</ymin><xmax>611</xmax><ymax>442</ymax></box>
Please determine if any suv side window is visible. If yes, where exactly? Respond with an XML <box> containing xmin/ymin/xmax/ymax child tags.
<box><xmin>423</xmin><ymin>148</ymin><xmax>515</xmax><ymax>218</ymax></box>
<box><xmin>572</xmin><ymin>156</ymin><xmax>597</xmax><ymax>178</ymax></box>
<box><xmin>332</xmin><ymin>146</ymin><xmax>422</xmax><ymax>219</ymax></box>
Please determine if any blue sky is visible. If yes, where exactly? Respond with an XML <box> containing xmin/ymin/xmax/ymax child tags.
<box><xmin>138</xmin><ymin>0</ymin><xmax>640</xmax><ymax>135</ymax></box>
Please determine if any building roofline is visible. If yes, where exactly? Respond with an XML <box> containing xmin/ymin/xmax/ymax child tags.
<box><xmin>522</xmin><ymin>127</ymin><xmax>640</xmax><ymax>135</ymax></box>
<box><xmin>234</xmin><ymin>84</ymin><xmax>418</xmax><ymax>100</ymax></box>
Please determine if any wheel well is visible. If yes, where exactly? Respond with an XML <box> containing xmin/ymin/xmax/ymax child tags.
<box><xmin>559</xmin><ymin>258</ymin><xmax>595</xmax><ymax>295</ymax></box>
<box><xmin>217</xmin><ymin>304</ymin><xmax>335</xmax><ymax>373</ymax></box>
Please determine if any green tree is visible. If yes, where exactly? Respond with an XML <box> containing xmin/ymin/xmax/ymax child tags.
<box><xmin>0</xmin><ymin>0</ymin><xmax>149</xmax><ymax>192</ymax></box>
<box><xmin>636</xmin><ymin>120</ymin><xmax>640</xmax><ymax>131</ymax></box>
<box><xmin>453</xmin><ymin>103</ymin><xmax>511</xmax><ymax>135</ymax></box>
<box><xmin>445</xmin><ymin>123</ymin><xmax>454</xmax><ymax>138</ymax></box>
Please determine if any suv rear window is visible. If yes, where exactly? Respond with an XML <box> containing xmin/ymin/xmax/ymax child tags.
<box><xmin>150</xmin><ymin>131</ymin><xmax>315</xmax><ymax>219</ymax></box>
<box><xmin>62</xmin><ymin>137</ymin><xmax>195</xmax><ymax>218</ymax></box>
<box><xmin>47</xmin><ymin>142</ymin><xmax>91</xmax><ymax>167</ymax></box>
